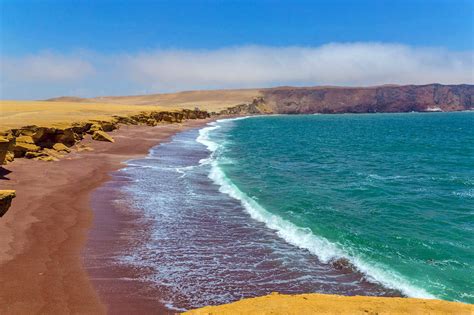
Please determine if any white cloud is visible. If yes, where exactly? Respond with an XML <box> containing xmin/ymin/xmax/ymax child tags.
<box><xmin>1</xmin><ymin>43</ymin><xmax>473</xmax><ymax>99</ymax></box>
<box><xmin>1</xmin><ymin>51</ymin><xmax>95</xmax><ymax>82</ymax></box>
<box><xmin>124</xmin><ymin>43</ymin><xmax>473</xmax><ymax>89</ymax></box>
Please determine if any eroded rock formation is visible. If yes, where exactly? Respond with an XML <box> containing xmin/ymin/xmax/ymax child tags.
<box><xmin>0</xmin><ymin>109</ymin><xmax>211</xmax><ymax>164</ymax></box>
<box><xmin>0</xmin><ymin>190</ymin><xmax>16</xmax><ymax>217</ymax></box>
<box><xmin>219</xmin><ymin>97</ymin><xmax>272</xmax><ymax>115</ymax></box>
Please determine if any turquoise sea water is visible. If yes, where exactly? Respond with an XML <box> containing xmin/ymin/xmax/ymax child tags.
<box><xmin>204</xmin><ymin>113</ymin><xmax>474</xmax><ymax>303</ymax></box>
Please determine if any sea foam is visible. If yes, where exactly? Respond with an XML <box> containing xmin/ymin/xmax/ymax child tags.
<box><xmin>196</xmin><ymin>117</ymin><xmax>437</xmax><ymax>300</ymax></box>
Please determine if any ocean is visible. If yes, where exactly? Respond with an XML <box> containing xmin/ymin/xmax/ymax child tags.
<box><xmin>116</xmin><ymin>112</ymin><xmax>473</xmax><ymax>310</ymax></box>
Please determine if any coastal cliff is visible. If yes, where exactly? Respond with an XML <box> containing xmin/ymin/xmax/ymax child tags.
<box><xmin>221</xmin><ymin>84</ymin><xmax>474</xmax><ymax>115</ymax></box>
<box><xmin>0</xmin><ymin>109</ymin><xmax>210</xmax><ymax>164</ymax></box>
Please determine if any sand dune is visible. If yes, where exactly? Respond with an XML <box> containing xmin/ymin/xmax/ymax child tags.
<box><xmin>0</xmin><ymin>100</ymin><xmax>173</xmax><ymax>132</ymax></box>
<box><xmin>49</xmin><ymin>88</ymin><xmax>262</xmax><ymax>112</ymax></box>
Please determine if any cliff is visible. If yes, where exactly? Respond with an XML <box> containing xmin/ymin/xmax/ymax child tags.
<box><xmin>0</xmin><ymin>109</ymin><xmax>210</xmax><ymax>164</ymax></box>
<box><xmin>221</xmin><ymin>84</ymin><xmax>473</xmax><ymax>115</ymax></box>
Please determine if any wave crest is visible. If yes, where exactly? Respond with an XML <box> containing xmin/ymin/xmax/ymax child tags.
<box><xmin>196</xmin><ymin>117</ymin><xmax>436</xmax><ymax>300</ymax></box>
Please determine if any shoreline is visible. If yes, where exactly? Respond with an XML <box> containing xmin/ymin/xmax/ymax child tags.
<box><xmin>0</xmin><ymin>119</ymin><xmax>213</xmax><ymax>313</ymax></box>
<box><xmin>0</xmin><ymin>114</ymin><xmax>472</xmax><ymax>313</ymax></box>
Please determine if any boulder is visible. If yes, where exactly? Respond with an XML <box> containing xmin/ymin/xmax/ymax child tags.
<box><xmin>15</xmin><ymin>135</ymin><xmax>35</xmax><ymax>144</ymax></box>
<box><xmin>25</xmin><ymin>150</ymin><xmax>59</xmax><ymax>161</ymax></box>
<box><xmin>55</xmin><ymin>129</ymin><xmax>78</xmax><ymax>146</ymax></box>
<box><xmin>24</xmin><ymin>151</ymin><xmax>48</xmax><ymax>159</ymax></box>
<box><xmin>52</xmin><ymin>143</ymin><xmax>71</xmax><ymax>153</ymax></box>
<box><xmin>146</xmin><ymin>119</ymin><xmax>158</xmax><ymax>126</ymax></box>
<box><xmin>99</xmin><ymin>121</ymin><xmax>117</xmax><ymax>132</ymax></box>
<box><xmin>37</xmin><ymin>155</ymin><xmax>58</xmax><ymax>162</ymax></box>
<box><xmin>0</xmin><ymin>137</ymin><xmax>15</xmax><ymax>165</ymax></box>
<box><xmin>13</xmin><ymin>139</ymin><xmax>41</xmax><ymax>158</ymax></box>
<box><xmin>92</xmin><ymin>130</ymin><xmax>114</xmax><ymax>143</ymax></box>
<box><xmin>5</xmin><ymin>151</ymin><xmax>14</xmax><ymax>163</ymax></box>
<box><xmin>76</xmin><ymin>144</ymin><xmax>94</xmax><ymax>152</ymax></box>
<box><xmin>87</xmin><ymin>124</ymin><xmax>103</xmax><ymax>134</ymax></box>
<box><xmin>0</xmin><ymin>190</ymin><xmax>16</xmax><ymax>217</ymax></box>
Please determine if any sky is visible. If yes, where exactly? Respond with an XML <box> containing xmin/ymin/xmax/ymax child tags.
<box><xmin>1</xmin><ymin>0</ymin><xmax>473</xmax><ymax>99</ymax></box>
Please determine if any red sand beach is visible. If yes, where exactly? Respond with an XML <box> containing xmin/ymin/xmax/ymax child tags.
<box><xmin>0</xmin><ymin>120</ymin><xmax>211</xmax><ymax>314</ymax></box>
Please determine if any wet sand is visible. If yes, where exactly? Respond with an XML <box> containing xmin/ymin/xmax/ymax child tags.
<box><xmin>0</xmin><ymin>119</ymin><xmax>211</xmax><ymax>314</ymax></box>
<box><xmin>1</xmin><ymin>116</ymin><xmax>472</xmax><ymax>314</ymax></box>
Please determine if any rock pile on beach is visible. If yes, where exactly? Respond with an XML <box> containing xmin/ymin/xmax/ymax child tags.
<box><xmin>0</xmin><ymin>109</ymin><xmax>210</xmax><ymax>164</ymax></box>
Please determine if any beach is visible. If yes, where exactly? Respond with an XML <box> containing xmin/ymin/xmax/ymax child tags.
<box><xmin>0</xmin><ymin>119</ymin><xmax>212</xmax><ymax>314</ymax></box>
<box><xmin>0</xmin><ymin>99</ymin><xmax>473</xmax><ymax>314</ymax></box>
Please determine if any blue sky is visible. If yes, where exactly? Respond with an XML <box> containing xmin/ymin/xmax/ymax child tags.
<box><xmin>1</xmin><ymin>0</ymin><xmax>473</xmax><ymax>99</ymax></box>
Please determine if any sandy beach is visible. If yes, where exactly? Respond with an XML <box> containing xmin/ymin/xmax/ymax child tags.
<box><xmin>0</xmin><ymin>119</ymin><xmax>212</xmax><ymax>314</ymax></box>
<box><xmin>1</xmin><ymin>112</ymin><xmax>473</xmax><ymax>314</ymax></box>
<box><xmin>0</xmin><ymin>94</ymin><xmax>473</xmax><ymax>314</ymax></box>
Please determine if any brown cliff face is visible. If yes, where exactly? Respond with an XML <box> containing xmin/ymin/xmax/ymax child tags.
<box><xmin>261</xmin><ymin>84</ymin><xmax>473</xmax><ymax>114</ymax></box>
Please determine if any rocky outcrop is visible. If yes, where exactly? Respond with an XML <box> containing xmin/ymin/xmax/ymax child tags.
<box><xmin>0</xmin><ymin>190</ymin><xmax>16</xmax><ymax>217</ymax></box>
<box><xmin>0</xmin><ymin>109</ymin><xmax>211</xmax><ymax>164</ymax></box>
<box><xmin>261</xmin><ymin>84</ymin><xmax>474</xmax><ymax>114</ymax></box>
<box><xmin>92</xmin><ymin>131</ymin><xmax>115</xmax><ymax>143</ymax></box>
<box><xmin>0</xmin><ymin>137</ymin><xmax>15</xmax><ymax>165</ymax></box>
<box><xmin>52</xmin><ymin>143</ymin><xmax>71</xmax><ymax>153</ymax></box>
<box><xmin>219</xmin><ymin>97</ymin><xmax>273</xmax><ymax>115</ymax></box>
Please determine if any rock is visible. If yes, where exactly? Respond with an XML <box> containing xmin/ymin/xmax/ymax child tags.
<box><xmin>99</xmin><ymin>121</ymin><xmax>117</xmax><ymax>132</ymax></box>
<box><xmin>15</xmin><ymin>135</ymin><xmax>35</xmax><ymax>144</ymax></box>
<box><xmin>0</xmin><ymin>190</ymin><xmax>16</xmax><ymax>217</ymax></box>
<box><xmin>87</xmin><ymin>124</ymin><xmax>103</xmax><ymax>134</ymax></box>
<box><xmin>92</xmin><ymin>130</ymin><xmax>114</xmax><ymax>143</ymax></box>
<box><xmin>0</xmin><ymin>137</ymin><xmax>15</xmax><ymax>165</ymax></box>
<box><xmin>5</xmin><ymin>151</ymin><xmax>14</xmax><ymax>163</ymax></box>
<box><xmin>31</xmin><ymin>127</ymin><xmax>56</xmax><ymax>146</ymax></box>
<box><xmin>37</xmin><ymin>155</ymin><xmax>58</xmax><ymax>162</ymax></box>
<box><xmin>24</xmin><ymin>151</ymin><xmax>47</xmax><ymax>159</ymax></box>
<box><xmin>146</xmin><ymin>119</ymin><xmax>158</xmax><ymax>126</ymax></box>
<box><xmin>13</xmin><ymin>140</ymin><xmax>41</xmax><ymax>158</ymax></box>
<box><xmin>52</xmin><ymin>143</ymin><xmax>71</xmax><ymax>153</ymax></box>
<box><xmin>55</xmin><ymin>128</ymin><xmax>78</xmax><ymax>146</ymax></box>
<box><xmin>43</xmin><ymin>148</ymin><xmax>63</xmax><ymax>159</ymax></box>
<box><xmin>219</xmin><ymin>97</ymin><xmax>271</xmax><ymax>115</ymax></box>
<box><xmin>12</xmin><ymin>125</ymin><xmax>38</xmax><ymax>137</ymax></box>
<box><xmin>25</xmin><ymin>149</ymin><xmax>60</xmax><ymax>161</ymax></box>
<box><xmin>3</xmin><ymin>108</ymin><xmax>212</xmax><ymax>163</ymax></box>
<box><xmin>330</xmin><ymin>258</ymin><xmax>356</xmax><ymax>273</ymax></box>
<box><xmin>76</xmin><ymin>144</ymin><xmax>94</xmax><ymax>152</ymax></box>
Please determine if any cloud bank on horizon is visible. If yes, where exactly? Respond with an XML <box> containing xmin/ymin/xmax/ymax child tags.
<box><xmin>1</xmin><ymin>42</ymin><xmax>473</xmax><ymax>99</ymax></box>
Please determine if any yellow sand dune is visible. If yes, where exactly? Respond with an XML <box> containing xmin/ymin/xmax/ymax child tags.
<box><xmin>0</xmin><ymin>100</ymin><xmax>171</xmax><ymax>132</ymax></box>
<box><xmin>1</xmin><ymin>89</ymin><xmax>261</xmax><ymax>132</ymax></box>
<box><xmin>81</xmin><ymin>88</ymin><xmax>261</xmax><ymax>112</ymax></box>
<box><xmin>184</xmin><ymin>293</ymin><xmax>473</xmax><ymax>315</ymax></box>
